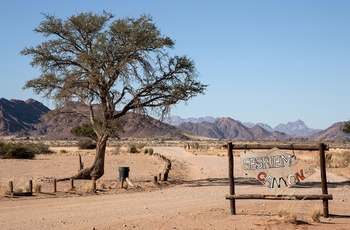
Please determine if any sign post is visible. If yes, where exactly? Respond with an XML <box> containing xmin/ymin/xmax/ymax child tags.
<box><xmin>240</xmin><ymin>148</ymin><xmax>315</xmax><ymax>195</ymax></box>
<box><xmin>226</xmin><ymin>143</ymin><xmax>332</xmax><ymax>217</ymax></box>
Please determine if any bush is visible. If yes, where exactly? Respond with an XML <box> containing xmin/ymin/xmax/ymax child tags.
<box><xmin>129</xmin><ymin>144</ymin><xmax>138</xmax><ymax>153</ymax></box>
<box><xmin>325</xmin><ymin>153</ymin><xmax>333</xmax><ymax>168</ymax></box>
<box><xmin>335</xmin><ymin>151</ymin><xmax>350</xmax><ymax>167</ymax></box>
<box><xmin>0</xmin><ymin>142</ymin><xmax>36</xmax><ymax>159</ymax></box>
<box><xmin>26</xmin><ymin>142</ymin><xmax>53</xmax><ymax>154</ymax></box>
<box><xmin>143</xmin><ymin>148</ymin><xmax>154</xmax><ymax>155</ymax></box>
<box><xmin>77</xmin><ymin>139</ymin><xmax>96</xmax><ymax>149</ymax></box>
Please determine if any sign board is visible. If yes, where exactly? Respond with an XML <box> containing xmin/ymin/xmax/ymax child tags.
<box><xmin>240</xmin><ymin>148</ymin><xmax>316</xmax><ymax>194</ymax></box>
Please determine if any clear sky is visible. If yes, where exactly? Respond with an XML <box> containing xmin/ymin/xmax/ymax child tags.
<box><xmin>1</xmin><ymin>1</ymin><xmax>349</xmax><ymax>129</ymax></box>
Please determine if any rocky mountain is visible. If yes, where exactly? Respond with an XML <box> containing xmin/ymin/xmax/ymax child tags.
<box><xmin>0</xmin><ymin>98</ymin><xmax>349</xmax><ymax>141</ymax></box>
<box><xmin>274</xmin><ymin>119</ymin><xmax>321</xmax><ymax>136</ymax></box>
<box><xmin>178</xmin><ymin>117</ymin><xmax>290</xmax><ymax>141</ymax></box>
<box><xmin>35</xmin><ymin>112</ymin><xmax>190</xmax><ymax>140</ymax></box>
<box><xmin>169</xmin><ymin>116</ymin><xmax>320</xmax><ymax>136</ymax></box>
<box><xmin>0</xmin><ymin>98</ymin><xmax>190</xmax><ymax>140</ymax></box>
<box><xmin>309</xmin><ymin>122</ymin><xmax>350</xmax><ymax>141</ymax></box>
<box><xmin>164</xmin><ymin>115</ymin><xmax>218</xmax><ymax>126</ymax></box>
<box><xmin>0</xmin><ymin>98</ymin><xmax>50</xmax><ymax>136</ymax></box>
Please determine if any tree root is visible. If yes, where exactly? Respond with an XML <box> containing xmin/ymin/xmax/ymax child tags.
<box><xmin>57</xmin><ymin>167</ymin><xmax>94</xmax><ymax>181</ymax></box>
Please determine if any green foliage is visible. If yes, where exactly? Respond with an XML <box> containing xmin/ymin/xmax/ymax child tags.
<box><xmin>71</xmin><ymin>123</ymin><xmax>97</xmax><ymax>141</ymax></box>
<box><xmin>28</xmin><ymin>142</ymin><xmax>53</xmax><ymax>154</ymax></box>
<box><xmin>0</xmin><ymin>142</ymin><xmax>34</xmax><ymax>159</ymax></box>
<box><xmin>342</xmin><ymin>120</ymin><xmax>350</xmax><ymax>133</ymax></box>
<box><xmin>143</xmin><ymin>148</ymin><xmax>154</xmax><ymax>155</ymax></box>
<box><xmin>21</xmin><ymin>12</ymin><xmax>206</xmax><ymax>140</ymax></box>
<box><xmin>77</xmin><ymin>139</ymin><xmax>96</xmax><ymax>149</ymax></box>
<box><xmin>20</xmin><ymin>11</ymin><xmax>207</xmax><ymax>178</ymax></box>
<box><xmin>129</xmin><ymin>143</ymin><xmax>138</xmax><ymax>153</ymax></box>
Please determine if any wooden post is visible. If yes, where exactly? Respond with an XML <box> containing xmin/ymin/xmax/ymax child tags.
<box><xmin>53</xmin><ymin>179</ymin><xmax>57</xmax><ymax>193</ymax></box>
<box><xmin>319</xmin><ymin>143</ymin><xmax>329</xmax><ymax>217</ymax></box>
<box><xmin>120</xmin><ymin>177</ymin><xmax>125</xmax><ymax>188</ymax></box>
<box><xmin>29</xmin><ymin>180</ymin><xmax>33</xmax><ymax>193</ymax></box>
<box><xmin>158</xmin><ymin>173</ymin><xmax>162</xmax><ymax>181</ymax></box>
<box><xmin>228</xmin><ymin>142</ymin><xmax>236</xmax><ymax>215</ymax></box>
<box><xmin>163</xmin><ymin>172</ymin><xmax>169</xmax><ymax>181</ymax></box>
<box><xmin>92</xmin><ymin>179</ymin><xmax>96</xmax><ymax>192</ymax></box>
<box><xmin>9</xmin><ymin>181</ymin><xmax>13</xmax><ymax>194</ymax></box>
<box><xmin>70</xmin><ymin>178</ymin><xmax>74</xmax><ymax>190</ymax></box>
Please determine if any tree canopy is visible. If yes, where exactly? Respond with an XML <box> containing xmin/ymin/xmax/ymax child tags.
<box><xmin>21</xmin><ymin>11</ymin><xmax>207</xmax><ymax>180</ymax></box>
<box><xmin>342</xmin><ymin>121</ymin><xmax>350</xmax><ymax>133</ymax></box>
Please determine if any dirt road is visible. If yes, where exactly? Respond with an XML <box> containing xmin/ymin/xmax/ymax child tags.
<box><xmin>1</xmin><ymin>147</ymin><xmax>349</xmax><ymax>230</ymax></box>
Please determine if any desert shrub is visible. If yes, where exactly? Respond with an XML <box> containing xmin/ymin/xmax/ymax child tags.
<box><xmin>0</xmin><ymin>143</ymin><xmax>35</xmax><ymax>159</ymax></box>
<box><xmin>15</xmin><ymin>188</ymin><xmax>23</xmax><ymax>193</ymax></box>
<box><xmin>309</xmin><ymin>208</ymin><xmax>321</xmax><ymax>222</ymax></box>
<box><xmin>277</xmin><ymin>208</ymin><xmax>297</xmax><ymax>223</ymax></box>
<box><xmin>136</xmin><ymin>142</ymin><xmax>147</xmax><ymax>149</ymax></box>
<box><xmin>28</xmin><ymin>142</ymin><xmax>53</xmax><ymax>154</ymax></box>
<box><xmin>77</xmin><ymin>139</ymin><xmax>96</xmax><ymax>149</ymax></box>
<box><xmin>334</xmin><ymin>151</ymin><xmax>350</xmax><ymax>167</ymax></box>
<box><xmin>0</xmin><ymin>141</ymin><xmax>53</xmax><ymax>159</ymax></box>
<box><xmin>129</xmin><ymin>143</ymin><xmax>138</xmax><ymax>153</ymax></box>
<box><xmin>325</xmin><ymin>153</ymin><xmax>333</xmax><ymax>168</ymax></box>
<box><xmin>34</xmin><ymin>184</ymin><xmax>42</xmax><ymax>192</ymax></box>
<box><xmin>0</xmin><ymin>185</ymin><xmax>10</xmax><ymax>195</ymax></box>
<box><xmin>112</xmin><ymin>146</ymin><xmax>121</xmax><ymax>155</ymax></box>
<box><xmin>143</xmin><ymin>148</ymin><xmax>154</xmax><ymax>155</ymax></box>
<box><xmin>60</xmin><ymin>149</ymin><xmax>68</xmax><ymax>154</ymax></box>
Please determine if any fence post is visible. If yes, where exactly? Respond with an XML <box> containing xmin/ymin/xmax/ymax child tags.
<box><xmin>53</xmin><ymin>179</ymin><xmax>57</xmax><ymax>193</ymax></box>
<box><xmin>70</xmin><ymin>178</ymin><xmax>74</xmax><ymax>190</ymax></box>
<box><xmin>319</xmin><ymin>143</ymin><xmax>329</xmax><ymax>217</ymax></box>
<box><xmin>120</xmin><ymin>177</ymin><xmax>125</xmax><ymax>188</ymax></box>
<box><xmin>29</xmin><ymin>180</ymin><xmax>33</xmax><ymax>193</ymax></box>
<box><xmin>9</xmin><ymin>181</ymin><xmax>13</xmax><ymax>194</ymax></box>
<box><xmin>228</xmin><ymin>142</ymin><xmax>236</xmax><ymax>215</ymax></box>
<box><xmin>92</xmin><ymin>179</ymin><xmax>96</xmax><ymax>192</ymax></box>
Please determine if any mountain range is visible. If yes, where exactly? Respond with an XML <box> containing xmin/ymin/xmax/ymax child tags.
<box><xmin>165</xmin><ymin>115</ymin><xmax>321</xmax><ymax>136</ymax></box>
<box><xmin>0</xmin><ymin>98</ymin><xmax>349</xmax><ymax>141</ymax></box>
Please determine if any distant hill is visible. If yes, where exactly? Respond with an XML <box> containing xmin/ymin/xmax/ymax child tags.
<box><xmin>178</xmin><ymin>117</ymin><xmax>290</xmax><ymax>141</ymax></box>
<box><xmin>169</xmin><ymin>116</ymin><xmax>321</xmax><ymax>136</ymax></box>
<box><xmin>164</xmin><ymin>115</ymin><xmax>218</xmax><ymax>126</ymax></box>
<box><xmin>309</xmin><ymin>122</ymin><xmax>350</xmax><ymax>141</ymax></box>
<box><xmin>0</xmin><ymin>98</ymin><xmax>190</xmax><ymax>140</ymax></box>
<box><xmin>0</xmin><ymin>98</ymin><xmax>50</xmax><ymax>136</ymax></box>
<box><xmin>274</xmin><ymin>119</ymin><xmax>321</xmax><ymax>136</ymax></box>
<box><xmin>1</xmin><ymin>98</ymin><xmax>349</xmax><ymax>141</ymax></box>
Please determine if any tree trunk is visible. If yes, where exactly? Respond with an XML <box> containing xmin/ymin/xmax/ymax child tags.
<box><xmin>65</xmin><ymin>135</ymin><xmax>108</xmax><ymax>181</ymax></box>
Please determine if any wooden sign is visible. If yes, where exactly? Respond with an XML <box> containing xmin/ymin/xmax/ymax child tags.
<box><xmin>240</xmin><ymin>148</ymin><xmax>316</xmax><ymax>194</ymax></box>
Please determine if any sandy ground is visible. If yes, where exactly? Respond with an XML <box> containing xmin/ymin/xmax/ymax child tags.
<box><xmin>0</xmin><ymin>146</ymin><xmax>349</xmax><ymax>230</ymax></box>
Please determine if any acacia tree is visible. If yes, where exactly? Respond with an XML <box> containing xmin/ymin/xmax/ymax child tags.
<box><xmin>342</xmin><ymin>121</ymin><xmax>350</xmax><ymax>133</ymax></box>
<box><xmin>21</xmin><ymin>11</ymin><xmax>207</xmax><ymax>180</ymax></box>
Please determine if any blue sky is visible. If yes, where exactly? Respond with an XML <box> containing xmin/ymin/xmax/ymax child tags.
<box><xmin>1</xmin><ymin>1</ymin><xmax>350</xmax><ymax>129</ymax></box>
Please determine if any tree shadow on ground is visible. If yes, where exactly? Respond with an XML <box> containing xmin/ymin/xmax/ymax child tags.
<box><xmin>329</xmin><ymin>214</ymin><xmax>350</xmax><ymax>219</ymax></box>
<box><xmin>169</xmin><ymin>177</ymin><xmax>260</xmax><ymax>187</ymax></box>
<box><xmin>168</xmin><ymin>177</ymin><xmax>350</xmax><ymax>189</ymax></box>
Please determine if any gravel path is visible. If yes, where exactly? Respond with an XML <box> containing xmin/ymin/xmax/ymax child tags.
<box><xmin>1</xmin><ymin>147</ymin><xmax>349</xmax><ymax>230</ymax></box>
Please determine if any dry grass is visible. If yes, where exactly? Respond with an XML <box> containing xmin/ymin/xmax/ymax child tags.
<box><xmin>309</xmin><ymin>208</ymin><xmax>322</xmax><ymax>222</ymax></box>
